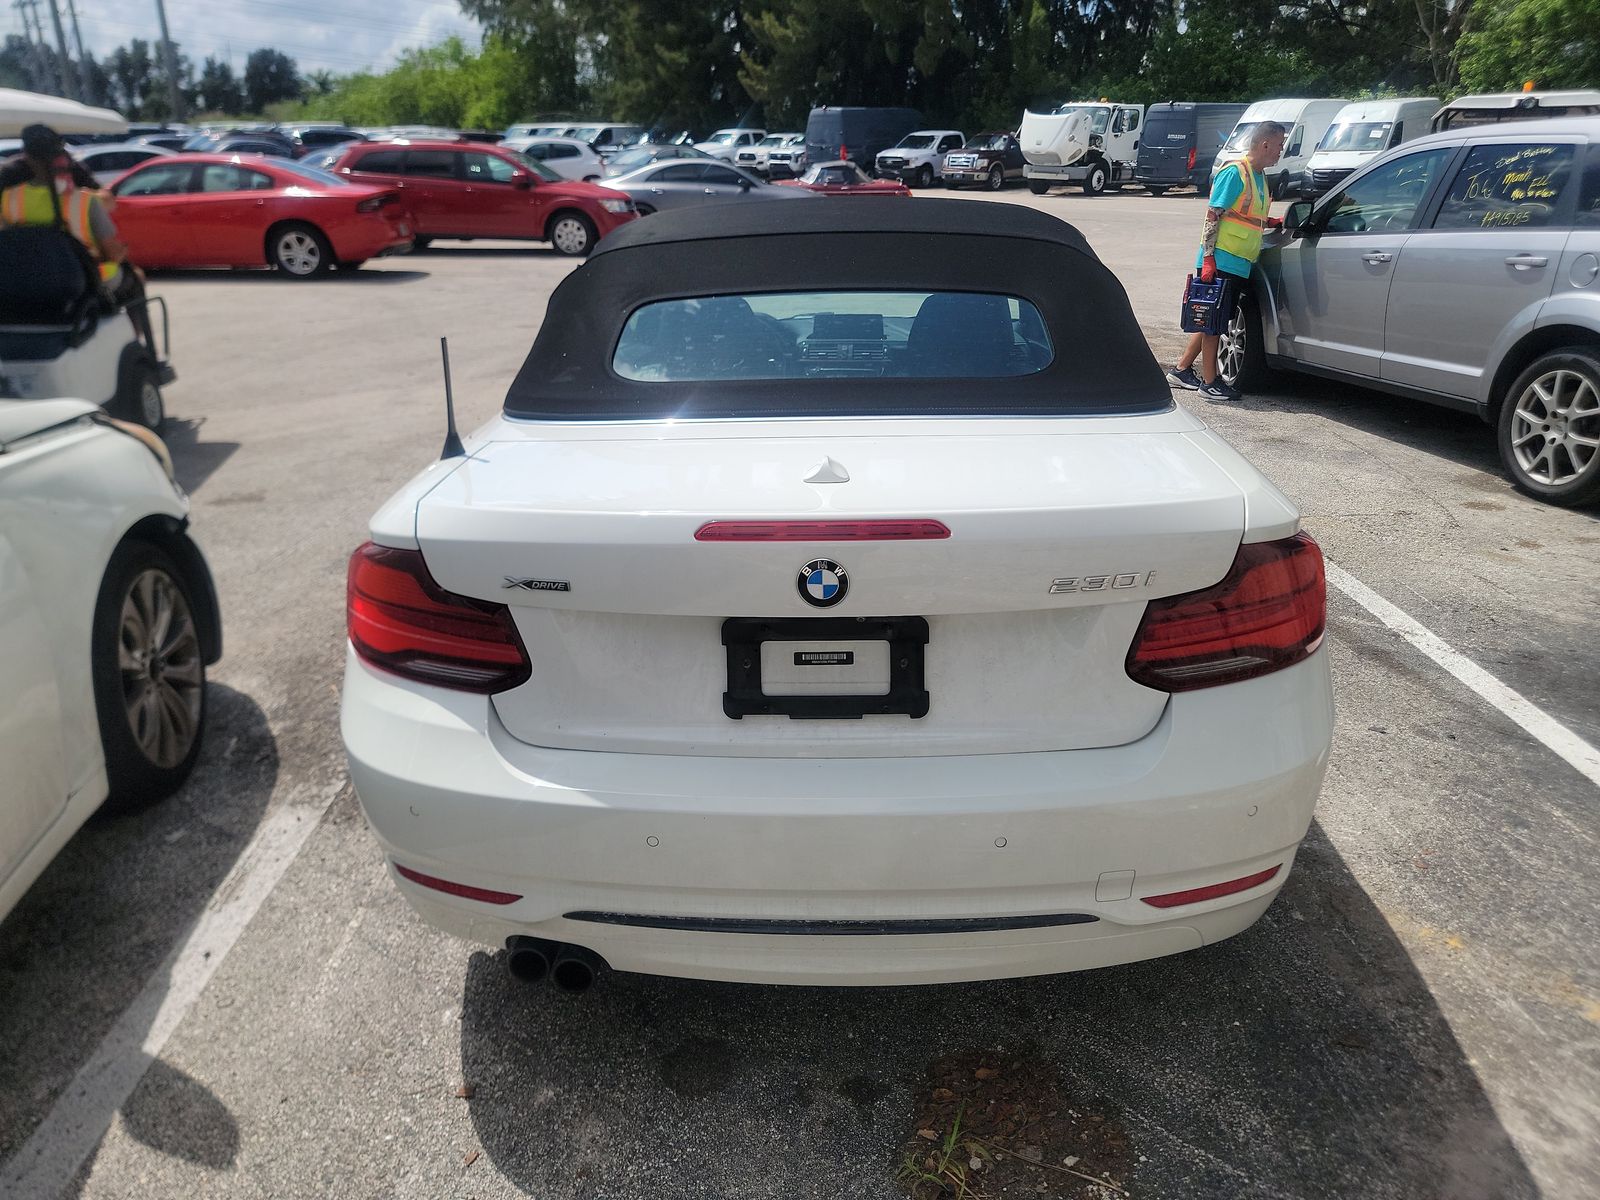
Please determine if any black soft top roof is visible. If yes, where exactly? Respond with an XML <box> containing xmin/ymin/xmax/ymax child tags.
<box><xmin>504</xmin><ymin>197</ymin><xmax>1168</xmax><ymax>420</ymax></box>
<box><xmin>589</xmin><ymin>194</ymin><xmax>1094</xmax><ymax>257</ymax></box>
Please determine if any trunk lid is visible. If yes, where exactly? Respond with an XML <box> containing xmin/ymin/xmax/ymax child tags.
<box><xmin>414</xmin><ymin>416</ymin><xmax>1251</xmax><ymax>757</ymax></box>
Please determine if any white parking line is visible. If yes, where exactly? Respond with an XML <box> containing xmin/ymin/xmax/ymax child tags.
<box><xmin>1327</xmin><ymin>562</ymin><xmax>1600</xmax><ymax>790</ymax></box>
<box><xmin>0</xmin><ymin>784</ymin><xmax>341</xmax><ymax>1200</ymax></box>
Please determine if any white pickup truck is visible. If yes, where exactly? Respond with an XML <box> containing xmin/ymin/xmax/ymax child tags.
<box><xmin>1021</xmin><ymin>102</ymin><xmax>1145</xmax><ymax>195</ymax></box>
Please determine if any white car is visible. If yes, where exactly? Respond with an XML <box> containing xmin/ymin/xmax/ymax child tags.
<box><xmin>764</xmin><ymin>136</ymin><xmax>808</xmax><ymax>179</ymax></box>
<box><xmin>71</xmin><ymin>141</ymin><xmax>175</xmax><ymax>186</ymax></box>
<box><xmin>501</xmin><ymin>136</ymin><xmax>605</xmax><ymax>182</ymax></box>
<box><xmin>734</xmin><ymin>132</ymin><xmax>803</xmax><ymax>176</ymax></box>
<box><xmin>695</xmin><ymin>127</ymin><xmax>767</xmax><ymax>162</ymax></box>
<box><xmin>874</xmin><ymin>129</ymin><xmax>966</xmax><ymax>187</ymax></box>
<box><xmin>0</xmin><ymin>399</ymin><xmax>221</xmax><ymax>924</ymax></box>
<box><xmin>342</xmin><ymin>200</ymin><xmax>1333</xmax><ymax>991</ymax></box>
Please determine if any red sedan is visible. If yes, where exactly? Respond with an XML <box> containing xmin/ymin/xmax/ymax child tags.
<box><xmin>109</xmin><ymin>153</ymin><xmax>413</xmax><ymax>277</ymax></box>
<box><xmin>330</xmin><ymin>140</ymin><xmax>637</xmax><ymax>257</ymax></box>
<box><xmin>775</xmin><ymin>160</ymin><xmax>912</xmax><ymax>197</ymax></box>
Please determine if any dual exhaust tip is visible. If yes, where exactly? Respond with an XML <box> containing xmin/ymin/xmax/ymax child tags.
<box><xmin>505</xmin><ymin>936</ymin><xmax>607</xmax><ymax>993</ymax></box>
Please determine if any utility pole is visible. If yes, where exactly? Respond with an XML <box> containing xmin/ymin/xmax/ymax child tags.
<box><xmin>44</xmin><ymin>0</ymin><xmax>80</xmax><ymax>100</ymax></box>
<box><xmin>65</xmin><ymin>0</ymin><xmax>95</xmax><ymax>105</ymax></box>
<box><xmin>152</xmin><ymin>0</ymin><xmax>186</xmax><ymax>121</ymax></box>
<box><xmin>14</xmin><ymin>0</ymin><xmax>53</xmax><ymax>94</ymax></box>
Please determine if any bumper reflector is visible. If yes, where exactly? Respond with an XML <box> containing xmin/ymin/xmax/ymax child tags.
<box><xmin>1140</xmin><ymin>865</ymin><xmax>1281</xmax><ymax>909</ymax></box>
<box><xmin>394</xmin><ymin>863</ymin><xmax>522</xmax><ymax>905</ymax></box>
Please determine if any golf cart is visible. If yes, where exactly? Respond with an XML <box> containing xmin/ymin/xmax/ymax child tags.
<box><xmin>0</xmin><ymin>88</ymin><xmax>175</xmax><ymax>428</ymax></box>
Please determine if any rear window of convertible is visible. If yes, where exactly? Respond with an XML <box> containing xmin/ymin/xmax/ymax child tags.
<box><xmin>612</xmin><ymin>290</ymin><xmax>1054</xmax><ymax>382</ymax></box>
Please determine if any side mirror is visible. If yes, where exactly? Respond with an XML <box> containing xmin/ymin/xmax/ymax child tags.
<box><xmin>513</xmin><ymin>173</ymin><xmax>534</xmax><ymax>190</ymax></box>
<box><xmin>1283</xmin><ymin>200</ymin><xmax>1312</xmax><ymax>234</ymax></box>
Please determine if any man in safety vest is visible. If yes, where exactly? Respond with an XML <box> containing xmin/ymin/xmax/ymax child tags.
<box><xmin>1166</xmin><ymin>121</ymin><xmax>1287</xmax><ymax>401</ymax></box>
<box><xmin>0</xmin><ymin>124</ymin><xmax>155</xmax><ymax>348</ymax></box>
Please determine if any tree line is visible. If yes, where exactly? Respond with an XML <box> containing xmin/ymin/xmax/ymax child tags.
<box><xmin>5</xmin><ymin>0</ymin><xmax>1596</xmax><ymax>133</ymax></box>
<box><xmin>0</xmin><ymin>37</ymin><xmax>313</xmax><ymax>119</ymax></box>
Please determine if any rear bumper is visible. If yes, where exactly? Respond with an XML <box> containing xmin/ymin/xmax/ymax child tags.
<box><xmin>342</xmin><ymin>647</ymin><xmax>1332</xmax><ymax>985</ymax></box>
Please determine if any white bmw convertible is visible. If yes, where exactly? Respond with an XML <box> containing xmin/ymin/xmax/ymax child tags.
<box><xmin>342</xmin><ymin>200</ymin><xmax>1333</xmax><ymax>990</ymax></box>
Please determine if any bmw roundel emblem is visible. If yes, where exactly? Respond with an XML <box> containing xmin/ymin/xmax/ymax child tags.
<box><xmin>798</xmin><ymin>559</ymin><xmax>847</xmax><ymax>608</ymax></box>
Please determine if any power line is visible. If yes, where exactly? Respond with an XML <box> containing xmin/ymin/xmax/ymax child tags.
<box><xmin>66</xmin><ymin>0</ymin><xmax>96</xmax><ymax>103</ymax></box>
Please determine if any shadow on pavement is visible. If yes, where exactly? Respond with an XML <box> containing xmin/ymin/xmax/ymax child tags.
<box><xmin>149</xmin><ymin>268</ymin><xmax>429</xmax><ymax>284</ymax></box>
<box><xmin>161</xmin><ymin>416</ymin><xmax>239</xmax><ymax>496</ymax></box>
<box><xmin>414</xmin><ymin>245</ymin><xmax>566</xmax><ymax>259</ymax></box>
<box><xmin>458</xmin><ymin>822</ymin><xmax>1537</xmax><ymax>1199</ymax></box>
<box><xmin>1246</xmin><ymin>372</ymin><xmax>1539</xmax><ymax>500</ymax></box>
<box><xmin>118</xmin><ymin>1058</ymin><xmax>240</xmax><ymax>1171</ymax></box>
<box><xmin>0</xmin><ymin>684</ymin><xmax>275</xmax><ymax>1175</ymax></box>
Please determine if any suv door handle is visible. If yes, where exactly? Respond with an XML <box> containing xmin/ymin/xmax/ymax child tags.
<box><xmin>1505</xmin><ymin>254</ymin><xmax>1549</xmax><ymax>270</ymax></box>
<box><xmin>1362</xmin><ymin>251</ymin><xmax>1393</xmax><ymax>264</ymax></box>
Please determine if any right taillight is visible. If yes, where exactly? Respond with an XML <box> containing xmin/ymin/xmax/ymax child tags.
<box><xmin>1125</xmin><ymin>532</ymin><xmax>1325</xmax><ymax>692</ymax></box>
<box><xmin>1187</xmin><ymin>146</ymin><xmax>1197</xmax><ymax>171</ymax></box>
<box><xmin>347</xmin><ymin>542</ymin><xmax>531</xmax><ymax>693</ymax></box>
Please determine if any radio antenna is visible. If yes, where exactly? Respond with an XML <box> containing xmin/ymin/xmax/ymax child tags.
<box><xmin>439</xmin><ymin>337</ymin><xmax>464</xmax><ymax>460</ymax></box>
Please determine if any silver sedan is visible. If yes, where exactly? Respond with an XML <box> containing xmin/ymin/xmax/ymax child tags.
<box><xmin>600</xmin><ymin>160</ymin><xmax>818</xmax><ymax>215</ymax></box>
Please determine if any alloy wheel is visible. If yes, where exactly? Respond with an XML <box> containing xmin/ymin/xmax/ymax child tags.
<box><xmin>138</xmin><ymin>379</ymin><xmax>164</xmax><ymax>428</ymax></box>
<box><xmin>118</xmin><ymin>568</ymin><xmax>203</xmax><ymax>769</ymax></box>
<box><xmin>1217</xmin><ymin>307</ymin><xmax>1246</xmax><ymax>386</ymax></box>
<box><xmin>1510</xmin><ymin>369</ymin><xmax>1600</xmax><ymax>486</ymax></box>
<box><xmin>552</xmin><ymin>216</ymin><xmax>590</xmax><ymax>255</ymax></box>
<box><xmin>276</xmin><ymin>230</ymin><xmax>321</xmax><ymax>275</ymax></box>
<box><xmin>987</xmin><ymin>164</ymin><xmax>1003</xmax><ymax>190</ymax></box>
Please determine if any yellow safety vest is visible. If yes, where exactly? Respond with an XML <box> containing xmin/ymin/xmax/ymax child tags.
<box><xmin>0</xmin><ymin>182</ymin><xmax>119</xmax><ymax>281</ymax></box>
<box><xmin>1214</xmin><ymin>159</ymin><xmax>1269</xmax><ymax>265</ymax></box>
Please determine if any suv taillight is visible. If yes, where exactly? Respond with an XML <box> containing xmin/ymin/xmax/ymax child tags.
<box><xmin>1125</xmin><ymin>533</ymin><xmax>1325</xmax><ymax>692</ymax></box>
<box><xmin>347</xmin><ymin>542</ymin><xmax>530</xmax><ymax>693</ymax></box>
<box><xmin>1187</xmin><ymin>146</ymin><xmax>1197</xmax><ymax>171</ymax></box>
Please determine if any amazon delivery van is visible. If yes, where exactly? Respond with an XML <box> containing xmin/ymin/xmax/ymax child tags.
<box><xmin>1211</xmin><ymin>98</ymin><xmax>1348</xmax><ymax>198</ymax></box>
<box><xmin>1299</xmin><ymin>97</ymin><xmax>1439</xmax><ymax>198</ymax></box>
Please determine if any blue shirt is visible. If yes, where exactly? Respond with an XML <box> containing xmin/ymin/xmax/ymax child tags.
<box><xmin>1196</xmin><ymin>163</ymin><xmax>1265</xmax><ymax>279</ymax></box>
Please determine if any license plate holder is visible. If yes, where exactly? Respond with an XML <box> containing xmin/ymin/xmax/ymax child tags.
<box><xmin>722</xmin><ymin>616</ymin><xmax>929</xmax><ymax>720</ymax></box>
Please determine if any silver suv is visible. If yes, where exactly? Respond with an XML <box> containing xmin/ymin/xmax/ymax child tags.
<box><xmin>1229</xmin><ymin>117</ymin><xmax>1600</xmax><ymax>505</ymax></box>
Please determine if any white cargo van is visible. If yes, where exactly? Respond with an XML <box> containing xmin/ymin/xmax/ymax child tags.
<box><xmin>1212</xmin><ymin>98</ymin><xmax>1347</xmax><ymax>198</ymax></box>
<box><xmin>1298</xmin><ymin>97</ymin><xmax>1439</xmax><ymax>198</ymax></box>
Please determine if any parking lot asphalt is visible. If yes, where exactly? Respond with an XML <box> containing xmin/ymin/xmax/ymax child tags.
<box><xmin>1</xmin><ymin>190</ymin><xmax>1597</xmax><ymax>1200</ymax></box>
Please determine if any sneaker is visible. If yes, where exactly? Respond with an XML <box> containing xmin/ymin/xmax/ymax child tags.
<box><xmin>1198</xmin><ymin>380</ymin><xmax>1242</xmax><ymax>402</ymax></box>
<box><xmin>1165</xmin><ymin>365</ymin><xmax>1203</xmax><ymax>390</ymax></box>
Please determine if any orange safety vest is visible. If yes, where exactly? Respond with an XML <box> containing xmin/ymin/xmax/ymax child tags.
<box><xmin>1214</xmin><ymin>158</ymin><xmax>1269</xmax><ymax>264</ymax></box>
<box><xmin>0</xmin><ymin>182</ymin><xmax>120</xmax><ymax>282</ymax></box>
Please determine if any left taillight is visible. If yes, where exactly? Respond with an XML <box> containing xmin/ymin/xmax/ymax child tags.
<box><xmin>356</xmin><ymin>192</ymin><xmax>397</xmax><ymax>213</ymax></box>
<box><xmin>347</xmin><ymin>542</ymin><xmax>531</xmax><ymax>693</ymax></box>
<box><xmin>1125</xmin><ymin>532</ymin><xmax>1325</xmax><ymax>692</ymax></box>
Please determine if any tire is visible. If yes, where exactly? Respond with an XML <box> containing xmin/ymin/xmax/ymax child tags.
<box><xmin>92</xmin><ymin>540</ymin><xmax>208</xmax><ymax>813</ymax></box>
<box><xmin>1218</xmin><ymin>290</ymin><xmax>1272</xmax><ymax>393</ymax></box>
<box><xmin>547</xmin><ymin>209</ymin><xmax>597</xmax><ymax>257</ymax></box>
<box><xmin>114</xmin><ymin>354</ymin><xmax>164</xmax><ymax>429</ymax></box>
<box><xmin>915</xmin><ymin>165</ymin><xmax>933</xmax><ymax>189</ymax></box>
<box><xmin>1027</xmin><ymin>179</ymin><xmax>1049</xmax><ymax>195</ymax></box>
<box><xmin>267</xmin><ymin>222</ymin><xmax>332</xmax><ymax>277</ymax></box>
<box><xmin>633</xmin><ymin>203</ymin><xmax>656</xmax><ymax>216</ymax></box>
<box><xmin>1496</xmin><ymin>348</ymin><xmax>1600</xmax><ymax>506</ymax></box>
<box><xmin>985</xmin><ymin>164</ymin><xmax>1004</xmax><ymax>191</ymax></box>
<box><xmin>1145</xmin><ymin>185</ymin><xmax>1169</xmax><ymax>196</ymax></box>
<box><xmin>1082</xmin><ymin>163</ymin><xmax>1108</xmax><ymax>196</ymax></box>
<box><xmin>411</xmin><ymin>237</ymin><xmax>433</xmax><ymax>252</ymax></box>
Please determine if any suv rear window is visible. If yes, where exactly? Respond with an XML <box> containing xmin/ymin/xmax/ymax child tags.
<box><xmin>613</xmin><ymin>291</ymin><xmax>1053</xmax><ymax>382</ymax></box>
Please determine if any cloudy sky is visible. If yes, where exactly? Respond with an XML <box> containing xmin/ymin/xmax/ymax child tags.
<box><xmin>65</xmin><ymin>0</ymin><xmax>483</xmax><ymax>77</ymax></box>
